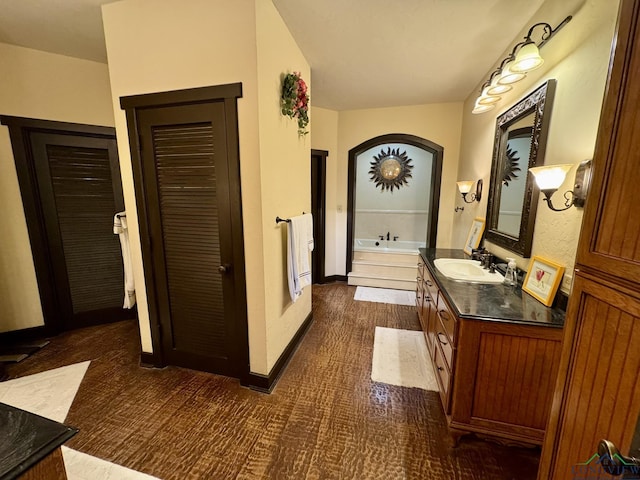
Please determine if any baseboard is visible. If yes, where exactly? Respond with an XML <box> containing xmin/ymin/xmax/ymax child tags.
<box><xmin>0</xmin><ymin>326</ymin><xmax>50</xmax><ymax>346</ymax></box>
<box><xmin>243</xmin><ymin>311</ymin><xmax>314</xmax><ymax>393</ymax></box>
<box><xmin>323</xmin><ymin>275</ymin><xmax>347</xmax><ymax>283</ymax></box>
<box><xmin>140</xmin><ymin>351</ymin><xmax>164</xmax><ymax>368</ymax></box>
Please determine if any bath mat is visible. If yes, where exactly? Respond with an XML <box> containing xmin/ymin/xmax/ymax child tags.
<box><xmin>354</xmin><ymin>286</ymin><xmax>415</xmax><ymax>306</ymax></box>
<box><xmin>371</xmin><ymin>327</ymin><xmax>438</xmax><ymax>391</ymax></box>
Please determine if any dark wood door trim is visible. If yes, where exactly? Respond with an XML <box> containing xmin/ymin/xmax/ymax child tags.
<box><xmin>346</xmin><ymin>133</ymin><xmax>444</xmax><ymax>275</ymax></box>
<box><xmin>0</xmin><ymin>116</ymin><xmax>121</xmax><ymax>335</ymax></box>
<box><xmin>311</xmin><ymin>149</ymin><xmax>328</xmax><ymax>284</ymax></box>
<box><xmin>121</xmin><ymin>83</ymin><xmax>250</xmax><ymax>382</ymax></box>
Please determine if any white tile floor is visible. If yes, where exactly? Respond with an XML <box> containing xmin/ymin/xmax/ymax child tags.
<box><xmin>0</xmin><ymin>361</ymin><xmax>161</xmax><ymax>480</ymax></box>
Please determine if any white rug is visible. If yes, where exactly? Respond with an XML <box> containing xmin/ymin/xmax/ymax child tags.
<box><xmin>354</xmin><ymin>286</ymin><xmax>416</xmax><ymax>306</ymax></box>
<box><xmin>371</xmin><ymin>327</ymin><xmax>438</xmax><ymax>391</ymax></box>
<box><xmin>2</xmin><ymin>361</ymin><xmax>162</xmax><ymax>480</ymax></box>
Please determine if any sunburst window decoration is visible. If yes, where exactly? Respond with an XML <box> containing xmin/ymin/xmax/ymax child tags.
<box><xmin>502</xmin><ymin>146</ymin><xmax>522</xmax><ymax>186</ymax></box>
<box><xmin>368</xmin><ymin>147</ymin><xmax>414</xmax><ymax>192</ymax></box>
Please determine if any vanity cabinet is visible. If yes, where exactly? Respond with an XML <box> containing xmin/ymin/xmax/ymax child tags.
<box><xmin>417</xmin><ymin>251</ymin><xmax>563</xmax><ymax>445</ymax></box>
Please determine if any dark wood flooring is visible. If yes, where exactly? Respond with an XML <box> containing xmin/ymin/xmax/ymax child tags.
<box><xmin>6</xmin><ymin>283</ymin><xmax>540</xmax><ymax>479</ymax></box>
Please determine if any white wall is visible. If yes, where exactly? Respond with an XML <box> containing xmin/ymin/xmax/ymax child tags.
<box><xmin>0</xmin><ymin>42</ymin><xmax>114</xmax><ymax>333</ymax></box>
<box><xmin>454</xmin><ymin>0</ymin><xmax>620</xmax><ymax>293</ymax></box>
<box><xmin>354</xmin><ymin>143</ymin><xmax>432</xmax><ymax>243</ymax></box>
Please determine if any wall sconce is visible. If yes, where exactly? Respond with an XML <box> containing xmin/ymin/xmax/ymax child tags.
<box><xmin>472</xmin><ymin>16</ymin><xmax>572</xmax><ymax>114</ymax></box>
<box><xmin>529</xmin><ymin>160</ymin><xmax>592</xmax><ymax>211</ymax></box>
<box><xmin>456</xmin><ymin>179</ymin><xmax>483</xmax><ymax>203</ymax></box>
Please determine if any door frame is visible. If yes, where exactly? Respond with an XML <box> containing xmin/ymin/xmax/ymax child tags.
<box><xmin>346</xmin><ymin>133</ymin><xmax>444</xmax><ymax>274</ymax></box>
<box><xmin>0</xmin><ymin>116</ymin><xmax>121</xmax><ymax>336</ymax></box>
<box><xmin>311</xmin><ymin>149</ymin><xmax>328</xmax><ymax>284</ymax></box>
<box><xmin>120</xmin><ymin>83</ymin><xmax>250</xmax><ymax>382</ymax></box>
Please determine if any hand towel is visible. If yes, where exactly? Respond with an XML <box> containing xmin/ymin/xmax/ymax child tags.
<box><xmin>113</xmin><ymin>212</ymin><xmax>136</xmax><ymax>309</ymax></box>
<box><xmin>287</xmin><ymin>213</ymin><xmax>314</xmax><ymax>302</ymax></box>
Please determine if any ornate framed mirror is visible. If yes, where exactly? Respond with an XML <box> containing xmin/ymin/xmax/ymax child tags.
<box><xmin>486</xmin><ymin>79</ymin><xmax>556</xmax><ymax>257</ymax></box>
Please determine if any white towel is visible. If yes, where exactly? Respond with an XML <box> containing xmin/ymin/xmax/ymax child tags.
<box><xmin>287</xmin><ymin>213</ymin><xmax>314</xmax><ymax>302</ymax></box>
<box><xmin>113</xmin><ymin>212</ymin><xmax>136</xmax><ymax>309</ymax></box>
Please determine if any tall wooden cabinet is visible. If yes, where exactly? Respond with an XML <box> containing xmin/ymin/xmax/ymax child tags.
<box><xmin>538</xmin><ymin>0</ymin><xmax>640</xmax><ymax>477</ymax></box>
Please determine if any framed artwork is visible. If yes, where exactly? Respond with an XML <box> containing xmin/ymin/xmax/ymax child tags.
<box><xmin>522</xmin><ymin>256</ymin><xmax>565</xmax><ymax>307</ymax></box>
<box><xmin>463</xmin><ymin>218</ymin><xmax>485</xmax><ymax>255</ymax></box>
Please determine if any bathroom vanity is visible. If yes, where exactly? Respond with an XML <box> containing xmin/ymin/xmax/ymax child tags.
<box><xmin>417</xmin><ymin>248</ymin><xmax>565</xmax><ymax>446</ymax></box>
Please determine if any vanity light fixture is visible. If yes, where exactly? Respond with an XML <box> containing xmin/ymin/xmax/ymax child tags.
<box><xmin>529</xmin><ymin>160</ymin><xmax>592</xmax><ymax>211</ymax></box>
<box><xmin>456</xmin><ymin>179</ymin><xmax>483</xmax><ymax>203</ymax></box>
<box><xmin>471</xmin><ymin>16</ymin><xmax>572</xmax><ymax>114</ymax></box>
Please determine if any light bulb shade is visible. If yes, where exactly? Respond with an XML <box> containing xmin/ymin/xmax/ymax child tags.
<box><xmin>477</xmin><ymin>91</ymin><xmax>501</xmax><ymax>105</ymax></box>
<box><xmin>497</xmin><ymin>59</ymin><xmax>527</xmax><ymax>85</ymax></box>
<box><xmin>456</xmin><ymin>180</ymin><xmax>475</xmax><ymax>194</ymax></box>
<box><xmin>529</xmin><ymin>164</ymin><xmax>573</xmax><ymax>190</ymax></box>
<box><xmin>487</xmin><ymin>74</ymin><xmax>513</xmax><ymax>95</ymax></box>
<box><xmin>511</xmin><ymin>42</ymin><xmax>544</xmax><ymax>73</ymax></box>
<box><xmin>472</xmin><ymin>99</ymin><xmax>495</xmax><ymax>114</ymax></box>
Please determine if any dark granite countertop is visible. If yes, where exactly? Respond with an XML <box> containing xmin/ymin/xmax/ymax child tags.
<box><xmin>0</xmin><ymin>403</ymin><xmax>77</xmax><ymax>480</ymax></box>
<box><xmin>420</xmin><ymin>248</ymin><xmax>565</xmax><ymax>328</ymax></box>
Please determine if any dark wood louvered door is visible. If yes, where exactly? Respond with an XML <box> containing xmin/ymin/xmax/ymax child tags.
<box><xmin>29</xmin><ymin>132</ymin><xmax>130</xmax><ymax>330</ymax></box>
<box><xmin>136</xmin><ymin>102</ymin><xmax>240</xmax><ymax>376</ymax></box>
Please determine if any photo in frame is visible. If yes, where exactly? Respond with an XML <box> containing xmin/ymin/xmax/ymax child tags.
<box><xmin>463</xmin><ymin>218</ymin><xmax>485</xmax><ymax>255</ymax></box>
<box><xmin>522</xmin><ymin>256</ymin><xmax>565</xmax><ymax>307</ymax></box>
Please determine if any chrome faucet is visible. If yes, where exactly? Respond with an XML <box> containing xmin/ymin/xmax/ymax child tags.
<box><xmin>386</xmin><ymin>232</ymin><xmax>390</xmax><ymax>241</ymax></box>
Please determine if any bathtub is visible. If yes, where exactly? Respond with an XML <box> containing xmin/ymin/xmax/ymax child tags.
<box><xmin>354</xmin><ymin>238</ymin><xmax>425</xmax><ymax>253</ymax></box>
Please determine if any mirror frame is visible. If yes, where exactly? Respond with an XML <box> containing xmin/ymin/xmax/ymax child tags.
<box><xmin>486</xmin><ymin>79</ymin><xmax>556</xmax><ymax>258</ymax></box>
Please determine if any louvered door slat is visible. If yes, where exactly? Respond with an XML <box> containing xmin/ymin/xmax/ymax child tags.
<box><xmin>153</xmin><ymin>123</ymin><xmax>226</xmax><ymax>358</ymax></box>
<box><xmin>47</xmin><ymin>145</ymin><xmax>124</xmax><ymax>314</ymax></box>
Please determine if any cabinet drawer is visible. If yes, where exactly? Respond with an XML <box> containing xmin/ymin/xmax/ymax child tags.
<box><xmin>435</xmin><ymin>324</ymin><xmax>453</xmax><ymax>369</ymax></box>
<box><xmin>436</xmin><ymin>292</ymin><xmax>456</xmax><ymax>342</ymax></box>
<box><xmin>423</xmin><ymin>268</ymin><xmax>439</xmax><ymax>302</ymax></box>
<box><xmin>434</xmin><ymin>342</ymin><xmax>451</xmax><ymax>412</ymax></box>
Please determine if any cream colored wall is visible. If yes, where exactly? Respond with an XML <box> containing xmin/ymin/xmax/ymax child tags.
<box><xmin>0</xmin><ymin>42</ymin><xmax>114</xmax><ymax>333</ymax></box>
<box><xmin>310</xmin><ymin>107</ymin><xmax>338</xmax><ymax>277</ymax></box>
<box><xmin>103</xmin><ymin>0</ymin><xmax>310</xmax><ymax>375</ymax></box>
<box><xmin>102</xmin><ymin>0</ymin><xmax>265</xmax><ymax>366</ymax></box>
<box><xmin>255</xmin><ymin>0</ymin><xmax>311</xmax><ymax>371</ymax></box>
<box><xmin>334</xmin><ymin>103</ymin><xmax>464</xmax><ymax>275</ymax></box>
<box><xmin>455</xmin><ymin>0</ymin><xmax>619</xmax><ymax>294</ymax></box>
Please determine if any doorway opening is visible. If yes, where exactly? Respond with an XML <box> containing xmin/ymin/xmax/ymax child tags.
<box><xmin>346</xmin><ymin>133</ymin><xmax>443</xmax><ymax>287</ymax></box>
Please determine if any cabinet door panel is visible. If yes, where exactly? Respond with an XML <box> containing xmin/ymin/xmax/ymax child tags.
<box><xmin>545</xmin><ymin>274</ymin><xmax>640</xmax><ymax>479</ymax></box>
<box><xmin>576</xmin><ymin>0</ymin><xmax>640</xmax><ymax>284</ymax></box>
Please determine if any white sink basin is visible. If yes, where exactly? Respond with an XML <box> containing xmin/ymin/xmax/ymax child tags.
<box><xmin>434</xmin><ymin>258</ymin><xmax>504</xmax><ymax>284</ymax></box>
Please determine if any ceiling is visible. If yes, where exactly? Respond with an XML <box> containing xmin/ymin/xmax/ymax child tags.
<box><xmin>0</xmin><ymin>0</ymin><xmax>570</xmax><ymax>110</ymax></box>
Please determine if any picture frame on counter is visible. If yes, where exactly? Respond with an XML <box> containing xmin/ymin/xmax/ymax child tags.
<box><xmin>463</xmin><ymin>217</ymin><xmax>485</xmax><ymax>255</ymax></box>
<box><xmin>522</xmin><ymin>256</ymin><xmax>565</xmax><ymax>307</ymax></box>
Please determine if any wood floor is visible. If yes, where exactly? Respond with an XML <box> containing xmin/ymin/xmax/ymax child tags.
<box><xmin>7</xmin><ymin>283</ymin><xmax>540</xmax><ymax>479</ymax></box>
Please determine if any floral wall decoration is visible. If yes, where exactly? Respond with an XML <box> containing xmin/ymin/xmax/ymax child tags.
<box><xmin>281</xmin><ymin>71</ymin><xmax>309</xmax><ymax>135</ymax></box>
<box><xmin>368</xmin><ymin>147</ymin><xmax>414</xmax><ymax>192</ymax></box>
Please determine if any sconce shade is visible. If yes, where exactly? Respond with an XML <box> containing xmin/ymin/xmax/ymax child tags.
<box><xmin>511</xmin><ymin>42</ymin><xmax>544</xmax><ymax>73</ymax></box>
<box><xmin>529</xmin><ymin>164</ymin><xmax>573</xmax><ymax>190</ymax></box>
<box><xmin>472</xmin><ymin>100</ymin><xmax>495</xmax><ymax>114</ymax></box>
<box><xmin>456</xmin><ymin>181</ymin><xmax>475</xmax><ymax>194</ymax></box>
<box><xmin>497</xmin><ymin>59</ymin><xmax>527</xmax><ymax>85</ymax></box>
<box><xmin>487</xmin><ymin>74</ymin><xmax>513</xmax><ymax>95</ymax></box>
<box><xmin>478</xmin><ymin>92</ymin><xmax>501</xmax><ymax>105</ymax></box>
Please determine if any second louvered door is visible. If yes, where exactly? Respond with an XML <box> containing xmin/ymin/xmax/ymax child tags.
<box><xmin>30</xmin><ymin>132</ymin><xmax>130</xmax><ymax>329</ymax></box>
<box><xmin>137</xmin><ymin>102</ymin><xmax>238</xmax><ymax>376</ymax></box>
